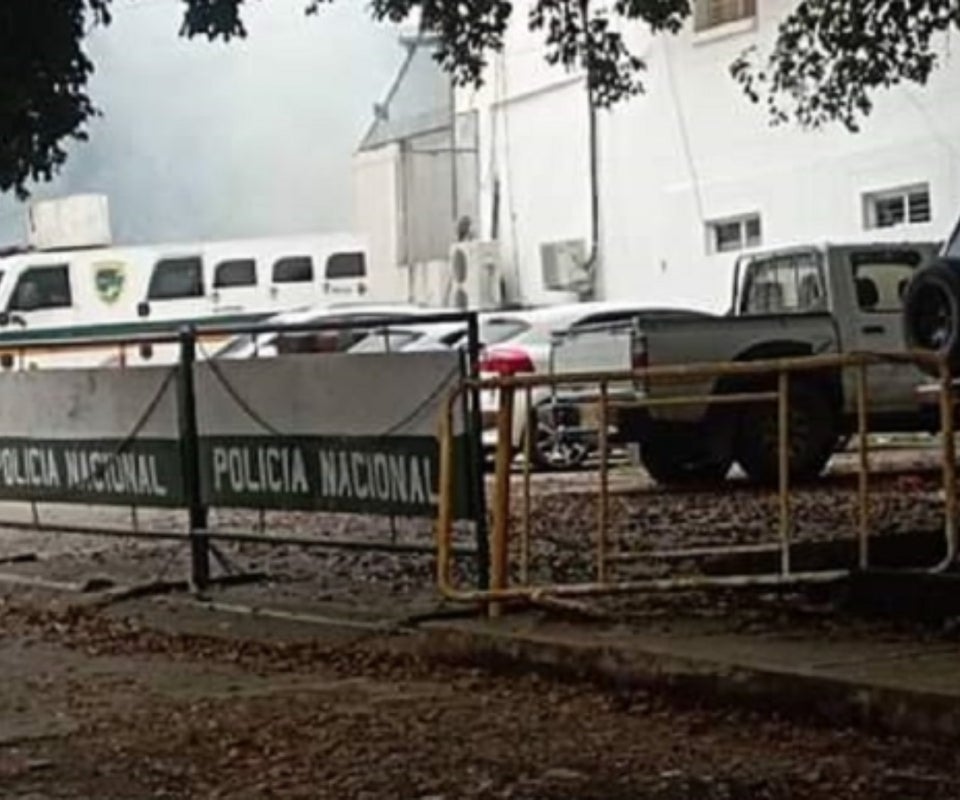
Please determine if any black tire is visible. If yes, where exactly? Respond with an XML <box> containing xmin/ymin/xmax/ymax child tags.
<box><xmin>528</xmin><ymin>404</ymin><xmax>591</xmax><ymax>472</ymax></box>
<box><xmin>734</xmin><ymin>381</ymin><xmax>837</xmax><ymax>484</ymax></box>
<box><xmin>639</xmin><ymin>428</ymin><xmax>733</xmax><ymax>486</ymax></box>
<box><xmin>903</xmin><ymin>259</ymin><xmax>960</xmax><ymax>375</ymax></box>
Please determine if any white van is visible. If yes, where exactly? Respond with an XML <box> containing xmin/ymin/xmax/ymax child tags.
<box><xmin>0</xmin><ymin>232</ymin><xmax>372</xmax><ymax>369</ymax></box>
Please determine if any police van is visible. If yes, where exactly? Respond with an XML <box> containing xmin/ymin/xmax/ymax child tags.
<box><xmin>0</xmin><ymin>231</ymin><xmax>372</xmax><ymax>369</ymax></box>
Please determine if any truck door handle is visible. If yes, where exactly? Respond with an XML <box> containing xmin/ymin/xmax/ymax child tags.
<box><xmin>861</xmin><ymin>325</ymin><xmax>886</xmax><ymax>335</ymax></box>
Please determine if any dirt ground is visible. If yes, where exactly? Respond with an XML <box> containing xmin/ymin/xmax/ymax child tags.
<box><xmin>0</xmin><ymin>442</ymin><xmax>958</xmax><ymax>799</ymax></box>
<box><xmin>0</xmin><ymin>597</ymin><xmax>959</xmax><ymax>800</ymax></box>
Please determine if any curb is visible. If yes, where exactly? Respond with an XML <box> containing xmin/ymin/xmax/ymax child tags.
<box><xmin>424</xmin><ymin>623</ymin><xmax>960</xmax><ymax>741</ymax></box>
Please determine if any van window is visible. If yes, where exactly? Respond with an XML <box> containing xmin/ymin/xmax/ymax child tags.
<box><xmin>10</xmin><ymin>265</ymin><xmax>72</xmax><ymax>311</ymax></box>
<box><xmin>325</xmin><ymin>252</ymin><xmax>366</xmax><ymax>279</ymax></box>
<box><xmin>148</xmin><ymin>257</ymin><xmax>204</xmax><ymax>300</ymax></box>
<box><xmin>948</xmin><ymin>224</ymin><xmax>960</xmax><ymax>259</ymax></box>
<box><xmin>273</xmin><ymin>256</ymin><xmax>313</xmax><ymax>284</ymax></box>
<box><xmin>214</xmin><ymin>259</ymin><xmax>257</xmax><ymax>288</ymax></box>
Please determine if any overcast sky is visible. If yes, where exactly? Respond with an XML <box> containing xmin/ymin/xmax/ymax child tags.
<box><xmin>0</xmin><ymin>0</ymin><xmax>403</xmax><ymax>246</ymax></box>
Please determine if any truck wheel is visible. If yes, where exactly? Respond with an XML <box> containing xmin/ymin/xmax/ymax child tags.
<box><xmin>734</xmin><ymin>381</ymin><xmax>837</xmax><ymax>484</ymax></box>
<box><xmin>902</xmin><ymin>260</ymin><xmax>960</xmax><ymax>375</ymax></box>
<box><xmin>639</xmin><ymin>431</ymin><xmax>733</xmax><ymax>486</ymax></box>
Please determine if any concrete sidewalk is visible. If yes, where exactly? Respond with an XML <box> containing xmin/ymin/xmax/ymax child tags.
<box><xmin>425</xmin><ymin>611</ymin><xmax>960</xmax><ymax>739</ymax></box>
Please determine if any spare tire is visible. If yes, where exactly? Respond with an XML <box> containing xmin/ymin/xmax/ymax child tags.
<box><xmin>903</xmin><ymin>258</ymin><xmax>960</xmax><ymax>374</ymax></box>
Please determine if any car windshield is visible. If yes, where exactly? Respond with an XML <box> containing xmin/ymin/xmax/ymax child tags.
<box><xmin>480</xmin><ymin>316</ymin><xmax>530</xmax><ymax>346</ymax></box>
<box><xmin>349</xmin><ymin>329</ymin><xmax>422</xmax><ymax>353</ymax></box>
<box><xmin>948</xmin><ymin>223</ymin><xmax>960</xmax><ymax>259</ymax></box>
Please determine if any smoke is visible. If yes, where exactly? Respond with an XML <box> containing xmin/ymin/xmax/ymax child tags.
<box><xmin>0</xmin><ymin>0</ymin><xmax>402</xmax><ymax>246</ymax></box>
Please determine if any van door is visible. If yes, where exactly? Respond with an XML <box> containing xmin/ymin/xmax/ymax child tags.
<box><xmin>211</xmin><ymin>257</ymin><xmax>260</xmax><ymax>316</ymax></box>
<box><xmin>3</xmin><ymin>263</ymin><xmax>76</xmax><ymax>335</ymax></box>
<box><xmin>0</xmin><ymin>263</ymin><xmax>78</xmax><ymax>368</ymax></box>
<box><xmin>141</xmin><ymin>255</ymin><xmax>209</xmax><ymax>325</ymax></box>
<box><xmin>323</xmin><ymin>251</ymin><xmax>367</xmax><ymax>300</ymax></box>
<box><xmin>269</xmin><ymin>254</ymin><xmax>318</xmax><ymax>311</ymax></box>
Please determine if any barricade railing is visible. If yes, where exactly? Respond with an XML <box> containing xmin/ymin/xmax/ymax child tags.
<box><xmin>0</xmin><ymin>312</ymin><xmax>486</xmax><ymax>593</ymax></box>
<box><xmin>436</xmin><ymin>350</ymin><xmax>957</xmax><ymax>613</ymax></box>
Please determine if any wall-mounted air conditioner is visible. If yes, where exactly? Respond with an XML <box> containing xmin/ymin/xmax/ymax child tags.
<box><xmin>541</xmin><ymin>239</ymin><xmax>591</xmax><ymax>292</ymax></box>
<box><xmin>445</xmin><ymin>241</ymin><xmax>505</xmax><ymax>310</ymax></box>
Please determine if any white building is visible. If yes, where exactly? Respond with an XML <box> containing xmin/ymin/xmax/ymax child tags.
<box><xmin>354</xmin><ymin>0</ymin><xmax>960</xmax><ymax>311</ymax></box>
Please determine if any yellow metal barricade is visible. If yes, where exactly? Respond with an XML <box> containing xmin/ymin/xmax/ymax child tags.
<box><xmin>436</xmin><ymin>351</ymin><xmax>958</xmax><ymax>611</ymax></box>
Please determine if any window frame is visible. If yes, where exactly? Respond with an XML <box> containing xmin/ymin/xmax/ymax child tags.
<box><xmin>272</xmin><ymin>255</ymin><xmax>315</xmax><ymax>285</ymax></box>
<box><xmin>706</xmin><ymin>213</ymin><xmax>762</xmax><ymax>255</ymax></box>
<box><xmin>147</xmin><ymin>256</ymin><xmax>205</xmax><ymax>301</ymax></box>
<box><xmin>8</xmin><ymin>264</ymin><xmax>73</xmax><ymax>312</ymax></box>
<box><xmin>213</xmin><ymin>258</ymin><xmax>257</xmax><ymax>290</ymax></box>
<box><xmin>863</xmin><ymin>183</ymin><xmax>932</xmax><ymax>230</ymax></box>
<box><xmin>693</xmin><ymin>0</ymin><xmax>756</xmax><ymax>32</ymax></box>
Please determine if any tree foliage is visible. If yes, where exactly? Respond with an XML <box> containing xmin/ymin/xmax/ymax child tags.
<box><xmin>1</xmin><ymin>0</ymin><xmax>957</xmax><ymax>197</ymax></box>
<box><xmin>733</xmin><ymin>0</ymin><xmax>960</xmax><ymax>132</ymax></box>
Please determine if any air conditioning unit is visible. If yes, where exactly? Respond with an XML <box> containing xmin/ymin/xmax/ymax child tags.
<box><xmin>445</xmin><ymin>241</ymin><xmax>505</xmax><ymax>310</ymax></box>
<box><xmin>26</xmin><ymin>194</ymin><xmax>112</xmax><ymax>251</ymax></box>
<box><xmin>541</xmin><ymin>239</ymin><xmax>591</xmax><ymax>292</ymax></box>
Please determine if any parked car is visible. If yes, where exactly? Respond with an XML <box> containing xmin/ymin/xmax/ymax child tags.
<box><xmin>478</xmin><ymin>303</ymin><xmax>713</xmax><ymax>470</ymax></box>
<box><xmin>211</xmin><ymin>303</ymin><xmax>446</xmax><ymax>360</ymax></box>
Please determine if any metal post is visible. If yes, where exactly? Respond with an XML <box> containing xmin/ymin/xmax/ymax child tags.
<box><xmin>490</xmin><ymin>382</ymin><xmax>515</xmax><ymax>617</ymax></box>
<box><xmin>777</xmin><ymin>371</ymin><xmax>791</xmax><ymax>576</ymax></box>
<box><xmin>939</xmin><ymin>359</ymin><xmax>958</xmax><ymax>568</ymax></box>
<box><xmin>597</xmin><ymin>380</ymin><xmax>609</xmax><ymax>582</ymax></box>
<box><xmin>856</xmin><ymin>362</ymin><xmax>870</xmax><ymax>570</ymax></box>
<box><xmin>177</xmin><ymin>327</ymin><xmax>210</xmax><ymax>591</ymax></box>
<box><xmin>465</xmin><ymin>313</ymin><xmax>490</xmax><ymax>589</ymax></box>
<box><xmin>521</xmin><ymin>385</ymin><xmax>533</xmax><ymax>585</ymax></box>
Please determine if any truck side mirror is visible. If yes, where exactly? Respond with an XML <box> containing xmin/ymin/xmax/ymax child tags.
<box><xmin>137</xmin><ymin>301</ymin><xmax>150</xmax><ymax>318</ymax></box>
<box><xmin>0</xmin><ymin>312</ymin><xmax>9</xmax><ymax>327</ymax></box>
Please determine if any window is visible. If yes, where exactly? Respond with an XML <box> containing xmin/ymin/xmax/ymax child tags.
<box><xmin>946</xmin><ymin>221</ymin><xmax>960</xmax><ymax>259</ymax></box>
<box><xmin>864</xmin><ymin>184</ymin><xmax>932</xmax><ymax>229</ymax></box>
<box><xmin>851</xmin><ymin>250</ymin><xmax>921</xmax><ymax>313</ymax></box>
<box><xmin>707</xmin><ymin>214</ymin><xmax>762</xmax><ymax>254</ymax></box>
<box><xmin>272</xmin><ymin>256</ymin><xmax>314</xmax><ymax>284</ymax></box>
<box><xmin>148</xmin><ymin>257</ymin><xmax>204</xmax><ymax>300</ymax></box>
<box><xmin>325</xmin><ymin>252</ymin><xmax>366</xmax><ymax>279</ymax></box>
<box><xmin>214</xmin><ymin>259</ymin><xmax>257</xmax><ymax>289</ymax></box>
<box><xmin>478</xmin><ymin>316</ymin><xmax>530</xmax><ymax>346</ymax></box>
<box><xmin>739</xmin><ymin>252</ymin><xmax>824</xmax><ymax>315</ymax></box>
<box><xmin>694</xmin><ymin>0</ymin><xmax>756</xmax><ymax>31</ymax></box>
<box><xmin>9</xmin><ymin>265</ymin><xmax>72</xmax><ymax>311</ymax></box>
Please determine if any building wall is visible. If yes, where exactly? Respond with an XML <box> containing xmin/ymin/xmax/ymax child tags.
<box><xmin>459</xmin><ymin>0</ymin><xmax>960</xmax><ymax>312</ymax></box>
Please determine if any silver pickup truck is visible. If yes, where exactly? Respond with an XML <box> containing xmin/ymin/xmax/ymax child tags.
<box><xmin>552</xmin><ymin>241</ymin><xmax>941</xmax><ymax>485</ymax></box>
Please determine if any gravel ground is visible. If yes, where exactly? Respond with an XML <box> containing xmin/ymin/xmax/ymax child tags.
<box><xmin>0</xmin><ymin>445</ymin><xmax>956</xmax><ymax>797</ymax></box>
<box><xmin>0</xmin><ymin>601</ymin><xmax>959</xmax><ymax>799</ymax></box>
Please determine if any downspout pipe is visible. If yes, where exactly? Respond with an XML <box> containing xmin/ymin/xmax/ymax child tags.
<box><xmin>579</xmin><ymin>0</ymin><xmax>600</xmax><ymax>300</ymax></box>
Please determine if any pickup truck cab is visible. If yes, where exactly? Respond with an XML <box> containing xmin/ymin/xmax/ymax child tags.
<box><xmin>614</xmin><ymin>240</ymin><xmax>941</xmax><ymax>484</ymax></box>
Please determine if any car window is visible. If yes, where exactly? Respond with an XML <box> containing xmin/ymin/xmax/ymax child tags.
<box><xmin>480</xmin><ymin>317</ymin><xmax>530</xmax><ymax>345</ymax></box>
<box><xmin>739</xmin><ymin>252</ymin><xmax>824</xmax><ymax>314</ymax></box>
<box><xmin>851</xmin><ymin>250</ymin><xmax>921</xmax><ymax>313</ymax></box>
<box><xmin>273</xmin><ymin>256</ymin><xmax>314</xmax><ymax>284</ymax></box>
<box><xmin>214</xmin><ymin>259</ymin><xmax>257</xmax><ymax>288</ymax></box>
<box><xmin>947</xmin><ymin>224</ymin><xmax>960</xmax><ymax>259</ymax></box>
<box><xmin>326</xmin><ymin>252</ymin><xmax>366</xmax><ymax>279</ymax></box>
<box><xmin>148</xmin><ymin>257</ymin><xmax>204</xmax><ymax>300</ymax></box>
<box><xmin>10</xmin><ymin>265</ymin><xmax>72</xmax><ymax>311</ymax></box>
<box><xmin>350</xmin><ymin>329</ymin><xmax>421</xmax><ymax>353</ymax></box>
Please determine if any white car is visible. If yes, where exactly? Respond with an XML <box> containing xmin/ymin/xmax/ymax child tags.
<box><xmin>478</xmin><ymin>302</ymin><xmax>711</xmax><ymax>470</ymax></box>
<box><xmin>211</xmin><ymin>302</ymin><xmax>449</xmax><ymax>360</ymax></box>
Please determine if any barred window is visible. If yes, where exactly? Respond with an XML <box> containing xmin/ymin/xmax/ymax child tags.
<box><xmin>694</xmin><ymin>0</ymin><xmax>756</xmax><ymax>31</ymax></box>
